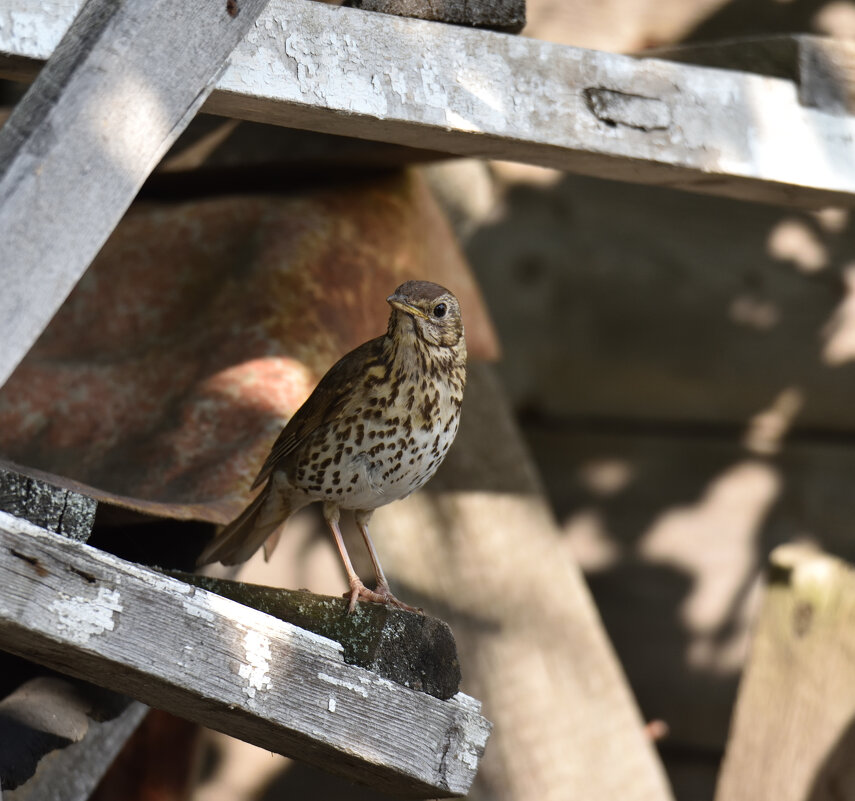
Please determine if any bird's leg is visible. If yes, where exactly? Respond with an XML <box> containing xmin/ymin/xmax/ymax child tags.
<box><xmin>323</xmin><ymin>502</ymin><xmax>395</xmax><ymax>613</ymax></box>
<box><xmin>355</xmin><ymin>509</ymin><xmax>422</xmax><ymax>614</ymax></box>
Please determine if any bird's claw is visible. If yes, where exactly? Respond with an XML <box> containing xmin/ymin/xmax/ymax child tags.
<box><xmin>345</xmin><ymin>579</ymin><xmax>423</xmax><ymax>615</ymax></box>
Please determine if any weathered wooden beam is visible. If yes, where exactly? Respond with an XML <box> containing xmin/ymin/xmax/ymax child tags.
<box><xmin>650</xmin><ymin>35</ymin><xmax>855</xmax><ymax>115</ymax></box>
<box><xmin>368</xmin><ymin>363</ymin><xmax>674</xmax><ymax>801</ymax></box>
<box><xmin>0</xmin><ymin>466</ymin><xmax>96</xmax><ymax>543</ymax></box>
<box><xmin>171</xmin><ymin>572</ymin><xmax>462</xmax><ymax>701</ymax></box>
<box><xmin>3</xmin><ymin>2</ymin><xmax>855</xmax><ymax>210</ymax></box>
<box><xmin>714</xmin><ymin>545</ymin><xmax>855</xmax><ymax>801</ymax></box>
<box><xmin>346</xmin><ymin>0</ymin><xmax>526</xmax><ymax>33</ymax></box>
<box><xmin>0</xmin><ymin>0</ymin><xmax>271</xmax><ymax>389</ymax></box>
<box><xmin>0</xmin><ymin>469</ymin><xmax>146</xmax><ymax>800</ymax></box>
<box><xmin>0</xmin><ymin>512</ymin><xmax>490</xmax><ymax>798</ymax></box>
<box><xmin>1</xmin><ymin>677</ymin><xmax>148</xmax><ymax>801</ymax></box>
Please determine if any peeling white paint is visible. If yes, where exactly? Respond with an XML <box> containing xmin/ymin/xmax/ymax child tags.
<box><xmin>387</xmin><ymin>68</ymin><xmax>409</xmax><ymax>105</ymax></box>
<box><xmin>5</xmin><ymin>4</ymin><xmax>73</xmax><ymax>59</ymax></box>
<box><xmin>418</xmin><ymin>59</ymin><xmax>447</xmax><ymax>111</ymax></box>
<box><xmin>328</xmin><ymin>696</ymin><xmax>337</xmax><ymax>713</ymax></box>
<box><xmin>281</xmin><ymin>30</ymin><xmax>388</xmax><ymax>116</ymax></box>
<box><xmin>317</xmin><ymin>672</ymin><xmax>368</xmax><ymax>698</ymax></box>
<box><xmin>182</xmin><ymin>597</ymin><xmax>215</xmax><ymax>622</ymax></box>
<box><xmin>238</xmin><ymin>629</ymin><xmax>272</xmax><ymax>699</ymax></box>
<box><xmin>49</xmin><ymin>587</ymin><xmax>123</xmax><ymax>645</ymax></box>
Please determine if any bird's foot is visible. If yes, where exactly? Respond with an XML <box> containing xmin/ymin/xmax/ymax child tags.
<box><xmin>345</xmin><ymin>579</ymin><xmax>423</xmax><ymax>615</ymax></box>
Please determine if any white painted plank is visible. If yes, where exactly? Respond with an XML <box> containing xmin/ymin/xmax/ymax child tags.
<box><xmin>0</xmin><ymin>512</ymin><xmax>490</xmax><ymax>798</ymax></box>
<box><xmin>3</xmin><ymin>1</ymin><xmax>855</xmax><ymax>211</ymax></box>
<box><xmin>0</xmin><ymin>0</ymin><xmax>271</xmax><ymax>389</ymax></box>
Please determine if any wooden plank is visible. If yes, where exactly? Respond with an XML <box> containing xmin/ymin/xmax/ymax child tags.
<box><xmin>2</xmin><ymin>677</ymin><xmax>148</xmax><ymax>801</ymax></box>
<box><xmin>463</xmin><ymin>167</ymin><xmax>855</xmax><ymax>432</ymax></box>
<box><xmin>0</xmin><ymin>466</ymin><xmax>96</xmax><ymax>542</ymax></box>
<box><xmin>366</xmin><ymin>364</ymin><xmax>674</xmax><ymax>801</ymax></box>
<box><xmin>170</xmin><ymin>573</ymin><xmax>462</xmax><ymax>701</ymax></box>
<box><xmin>347</xmin><ymin>0</ymin><xmax>526</xmax><ymax>33</ymax></box>
<box><xmin>521</xmin><ymin>425</ymin><xmax>855</xmax><ymax>752</ymax></box>
<box><xmin>4</xmin><ymin>3</ymin><xmax>855</xmax><ymax>210</ymax></box>
<box><xmin>0</xmin><ymin>0</ymin><xmax>271</xmax><ymax>388</ymax></box>
<box><xmin>0</xmin><ymin>512</ymin><xmax>490</xmax><ymax>798</ymax></box>
<box><xmin>714</xmin><ymin>545</ymin><xmax>855</xmax><ymax>801</ymax></box>
<box><xmin>650</xmin><ymin>36</ymin><xmax>855</xmax><ymax>115</ymax></box>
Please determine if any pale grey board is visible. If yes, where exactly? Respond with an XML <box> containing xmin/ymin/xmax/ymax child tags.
<box><xmin>3</xmin><ymin>1</ymin><xmax>855</xmax><ymax>213</ymax></box>
<box><xmin>0</xmin><ymin>0</ymin><xmax>271</xmax><ymax>389</ymax></box>
<box><xmin>0</xmin><ymin>512</ymin><xmax>491</xmax><ymax>799</ymax></box>
<box><xmin>6</xmin><ymin>700</ymin><xmax>148</xmax><ymax>801</ymax></box>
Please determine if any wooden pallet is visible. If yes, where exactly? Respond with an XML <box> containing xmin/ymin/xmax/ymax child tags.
<box><xmin>3</xmin><ymin>1</ymin><xmax>855</xmax><ymax>796</ymax></box>
<box><xmin>0</xmin><ymin>511</ymin><xmax>490</xmax><ymax>798</ymax></box>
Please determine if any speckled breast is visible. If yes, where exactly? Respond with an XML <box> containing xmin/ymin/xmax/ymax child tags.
<box><xmin>289</xmin><ymin>365</ymin><xmax>464</xmax><ymax>511</ymax></box>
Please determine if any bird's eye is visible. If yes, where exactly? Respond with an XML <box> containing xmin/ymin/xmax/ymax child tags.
<box><xmin>433</xmin><ymin>303</ymin><xmax>447</xmax><ymax>319</ymax></box>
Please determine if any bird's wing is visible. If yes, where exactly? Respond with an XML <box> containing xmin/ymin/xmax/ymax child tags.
<box><xmin>250</xmin><ymin>336</ymin><xmax>387</xmax><ymax>489</ymax></box>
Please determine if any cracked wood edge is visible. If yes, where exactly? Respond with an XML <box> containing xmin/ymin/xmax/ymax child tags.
<box><xmin>0</xmin><ymin>512</ymin><xmax>491</xmax><ymax>799</ymax></box>
<box><xmin>3</xmin><ymin>1</ymin><xmax>855</xmax><ymax>210</ymax></box>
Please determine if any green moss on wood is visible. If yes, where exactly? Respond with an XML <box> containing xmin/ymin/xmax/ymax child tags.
<box><xmin>166</xmin><ymin>571</ymin><xmax>461</xmax><ymax>700</ymax></box>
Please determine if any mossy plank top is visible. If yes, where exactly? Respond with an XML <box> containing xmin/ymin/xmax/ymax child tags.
<box><xmin>0</xmin><ymin>512</ymin><xmax>490</xmax><ymax>798</ymax></box>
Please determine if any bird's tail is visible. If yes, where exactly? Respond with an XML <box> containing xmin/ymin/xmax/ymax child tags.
<box><xmin>197</xmin><ymin>481</ymin><xmax>288</xmax><ymax>567</ymax></box>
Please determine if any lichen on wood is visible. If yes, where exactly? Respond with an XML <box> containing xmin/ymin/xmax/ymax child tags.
<box><xmin>0</xmin><ymin>466</ymin><xmax>96</xmax><ymax>542</ymax></box>
<box><xmin>170</xmin><ymin>571</ymin><xmax>462</xmax><ymax>700</ymax></box>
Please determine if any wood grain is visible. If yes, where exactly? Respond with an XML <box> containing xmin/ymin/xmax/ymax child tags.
<box><xmin>368</xmin><ymin>363</ymin><xmax>675</xmax><ymax>801</ymax></box>
<box><xmin>0</xmin><ymin>512</ymin><xmax>491</xmax><ymax>798</ymax></box>
<box><xmin>522</xmin><ymin>425</ymin><xmax>855</xmax><ymax>751</ymax></box>
<box><xmin>650</xmin><ymin>36</ymin><xmax>855</xmax><ymax>115</ymax></box>
<box><xmin>0</xmin><ymin>466</ymin><xmax>96</xmax><ymax>542</ymax></box>
<box><xmin>714</xmin><ymin>545</ymin><xmax>855</xmax><ymax>801</ymax></box>
<box><xmin>170</xmin><ymin>572</ymin><xmax>462</xmax><ymax>701</ymax></box>
<box><xmin>0</xmin><ymin>0</ymin><xmax>271</xmax><ymax>388</ymax></box>
<box><xmin>3</xmin><ymin>3</ymin><xmax>855</xmax><ymax>210</ymax></box>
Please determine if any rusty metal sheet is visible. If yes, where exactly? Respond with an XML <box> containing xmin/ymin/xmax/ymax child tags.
<box><xmin>0</xmin><ymin>170</ymin><xmax>498</xmax><ymax>523</ymax></box>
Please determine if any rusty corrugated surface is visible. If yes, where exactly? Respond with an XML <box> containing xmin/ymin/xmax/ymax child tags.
<box><xmin>0</xmin><ymin>170</ymin><xmax>498</xmax><ymax>523</ymax></box>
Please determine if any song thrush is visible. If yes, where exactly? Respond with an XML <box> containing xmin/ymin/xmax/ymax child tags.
<box><xmin>198</xmin><ymin>280</ymin><xmax>467</xmax><ymax>613</ymax></box>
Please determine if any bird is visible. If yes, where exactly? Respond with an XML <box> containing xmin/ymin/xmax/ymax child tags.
<box><xmin>198</xmin><ymin>280</ymin><xmax>467</xmax><ymax>613</ymax></box>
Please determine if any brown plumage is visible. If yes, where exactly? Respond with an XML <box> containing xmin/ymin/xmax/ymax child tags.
<box><xmin>198</xmin><ymin>280</ymin><xmax>467</xmax><ymax>612</ymax></box>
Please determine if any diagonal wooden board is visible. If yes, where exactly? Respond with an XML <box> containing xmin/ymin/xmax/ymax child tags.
<box><xmin>0</xmin><ymin>0</ymin><xmax>272</xmax><ymax>389</ymax></box>
<box><xmin>714</xmin><ymin>545</ymin><xmax>855</xmax><ymax>801</ymax></box>
<box><xmin>2</xmin><ymin>683</ymin><xmax>149</xmax><ymax>801</ymax></box>
<box><xmin>0</xmin><ymin>511</ymin><xmax>491</xmax><ymax>798</ymax></box>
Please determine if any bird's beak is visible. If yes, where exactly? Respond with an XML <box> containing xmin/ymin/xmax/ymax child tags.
<box><xmin>387</xmin><ymin>294</ymin><xmax>429</xmax><ymax>320</ymax></box>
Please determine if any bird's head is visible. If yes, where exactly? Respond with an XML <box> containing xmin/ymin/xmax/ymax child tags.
<box><xmin>386</xmin><ymin>280</ymin><xmax>464</xmax><ymax>348</ymax></box>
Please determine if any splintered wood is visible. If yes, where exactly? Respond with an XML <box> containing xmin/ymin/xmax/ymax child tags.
<box><xmin>715</xmin><ymin>545</ymin><xmax>855</xmax><ymax>801</ymax></box>
<box><xmin>0</xmin><ymin>512</ymin><xmax>490</xmax><ymax>798</ymax></box>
